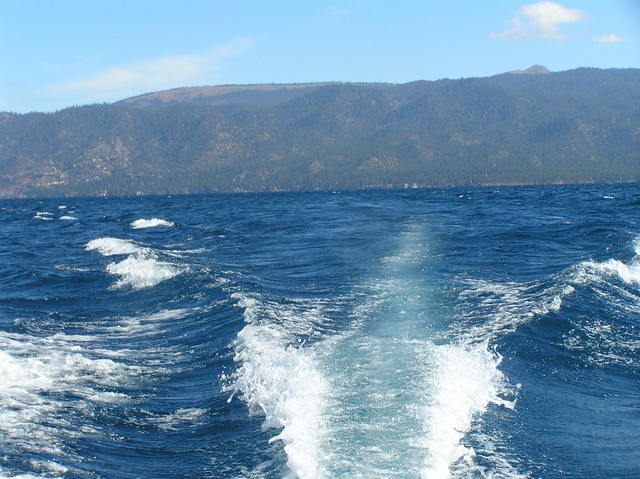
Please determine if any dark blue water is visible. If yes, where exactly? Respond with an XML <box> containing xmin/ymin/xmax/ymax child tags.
<box><xmin>1</xmin><ymin>184</ymin><xmax>639</xmax><ymax>479</ymax></box>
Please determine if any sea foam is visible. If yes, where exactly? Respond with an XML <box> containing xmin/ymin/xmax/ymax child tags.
<box><xmin>568</xmin><ymin>237</ymin><xmax>640</xmax><ymax>289</ymax></box>
<box><xmin>420</xmin><ymin>342</ymin><xmax>515</xmax><ymax>478</ymax></box>
<box><xmin>86</xmin><ymin>237</ymin><xmax>143</xmax><ymax>256</ymax></box>
<box><xmin>0</xmin><ymin>331</ymin><xmax>139</xmax><ymax>468</ymax></box>
<box><xmin>106</xmin><ymin>256</ymin><xmax>180</xmax><ymax>290</ymax></box>
<box><xmin>579</xmin><ymin>258</ymin><xmax>640</xmax><ymax>286</ymax></box>
<box><xmin>226</xmin><ymin>293</ymin><xmax>329</xmax><ymax>479</ymax></box>
<box><xmin>86</xmin><ymin>237</ymin><xmax>182</xmax><ymax>289</ymax></box>
<box><xmin>130</xmin><ymin>218</ymin><xmax>174</xmax><ymax>229</ymax></box>
<box><xmin>33</xmin><ymin>211</ymin><xmax>53</xmax><ymax>220</ymax></box>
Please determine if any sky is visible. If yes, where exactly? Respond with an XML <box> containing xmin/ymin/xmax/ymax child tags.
<box><xmin>1</xmin><ymin>0</ymin><xmax>639</xmax><ymax>113</ymax></box>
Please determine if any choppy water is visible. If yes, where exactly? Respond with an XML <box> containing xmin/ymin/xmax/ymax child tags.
<box><xmin>1</xmin><ymin>184</ymin><xmax>639</xmax><ymax>478</ymax></box>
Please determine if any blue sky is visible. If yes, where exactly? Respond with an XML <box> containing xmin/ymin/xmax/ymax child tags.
<box><xmin>2</xmin><ymin>0</ymin><xmax>638</xmax><ymax>112</ymax></box>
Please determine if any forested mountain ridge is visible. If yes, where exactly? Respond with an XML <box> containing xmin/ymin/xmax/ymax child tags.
<box><xmin>1</xmin><ymin>67</ymin><xmax>639</xmax><ymax>198</ymax></box>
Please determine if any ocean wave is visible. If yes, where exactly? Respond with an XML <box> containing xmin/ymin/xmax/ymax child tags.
<box><xmin>130</xmin><ymin>218</ymin><xmax>175</xmax><ymax>229</ymax></box>
<box><xmin>300</xmin><ymin>225</ymin><xmax>525</xmax><ymax>479</ymax></box>
<box><xmin>456</xmin><ymin>278</ymin><xmax>575</xmax><ymax>343</ymax></box>
<box><xmin>107</xmin><ymin>308</ymin><xmax>193</xmax><ymax>336</ymax></box>
<box><xmin>223</xmin><ymin>227</ymin><xmax>640</xmax><ymax>478</ymax></box>
<box><xmin>152</xmin><ymin>408</ymin><xmax>208</xmax><ymax>431</ymax></box>
<box><xmin>556</xmin><ymin>239</ymin><xmax>640</xmax><ymax>367</ymax></box>
<box><xmin>0</xmin><ymin>331</ymin><xmax>140</xmax><ymax>471</ymax></box>
<box><xmin>576</xmin><ymin>258</ymin><xmax>640</xmax><ymax>287</ymax></box>
<box><xmin>86</xmin><ymin>237</ymin><xmax>183</xmax><ymax>289</ymax></box>
<box><xmin>0</xmin><ymin>472</ymin><xmax>60</xmax><ymax>479</ymax></box>
<box><xmin>573</xmin><ymin>237</ymin><xmax>640</xmax><ymax>286</ymax></box>
<box><xmin>457</xmin><ymin>235</ymin><xmax>640</xmax><ymax>373</ymax></box>
<box><xmin>224</xmin><ymin>293</ymin><xmax>329</xmax><ymax>479</ymax></box>
<box><xmin>420</xmin><ymin>342</ymin><xmax>519</xmax><ymax>479</ymax></box>
<box><xmin>106</xmin><ymin>256</ymin><xmax>181</xmax><ymax>289</ymax></box>
<box><xmin>86</xmin><ymin>237</ymin><xmax>144</xmax><ymax>256</ymax></box>
<box><xmin>33</xmin><ymin>211</ymin><xmax>53</xmax><ymax>220</ymax></box>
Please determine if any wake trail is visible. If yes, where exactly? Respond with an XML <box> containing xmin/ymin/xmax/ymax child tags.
<box><xmin>228</xmin><ymin>226</ymin><xmax>525</xmax><ymax>478</ymax></box>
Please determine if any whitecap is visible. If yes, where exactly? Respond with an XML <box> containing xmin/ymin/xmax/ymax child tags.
<box><xmin>33</xmin><ymin>212</ymin><xmax>53</xmax><ymax>220</ymax></box>
<box><xmin>86</xmin><ymin>237</ymin><xmax>143</xmax><ymax>256</ymax></box>
<box><xmin>420</xmin><ymin>342</ymin><xmax>517</xmax><ymax>478</ymax></box>
<box><xmin>225</xmin><ymin>293</ymin><xmax>329</xmax><ymax>479</ymax></box>
<box><xmin>130</xmin><ymin>218</ymin><xmax>174</xmax><ymax>229</ymax></box>
<box><xmin>106</xmin><ymin>256</ymin><xmax>180</xmax><ymax>290</ymax></box>
<box><xmin>0</xmin><ymin>331</ymin><xmax>140</xmax><ymax>467</ymax></box>
<box><xmin>579</xmin><ymin>258</ymin><xmax>640</xmax><ymax>286</ymax></box>
<box><xmin>86</xmin><ymin>237</ymin><xmax>183</xmax><ymax>289</ymax></box>
<box><xmin>574</xmin><ymin>239</ymin><xmax>640</xmax><ymax>287</ymax></box>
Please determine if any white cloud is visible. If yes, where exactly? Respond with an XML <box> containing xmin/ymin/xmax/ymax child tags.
<box><xmin>494</xmin><ymin>2</ymin><xmax>587</xmax><ymax>41</ymax></box>
<box><xmin>593</xmin><ymin>33</ymin><xmax>625</xmax><ymax>43</ymax></box>
<box><xmin>50</xmin><ymin>37</ymin><xmax>252</xmax><ymax>102</ymax></box>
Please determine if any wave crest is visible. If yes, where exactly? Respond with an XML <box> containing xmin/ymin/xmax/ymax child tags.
<box><xmin>130</xmin><ymin>218</ymin><xmax>174</xmax><ymax>229</ymax></box>
<box><xmin>86</xmin><ymin>237</ymin><xmax>182</xmax><ymax>289</ymax></box>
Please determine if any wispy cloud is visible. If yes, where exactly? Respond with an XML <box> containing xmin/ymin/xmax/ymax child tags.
<box><xmin>50</xmin><ymin>37</ymin><xmax>252</xmax><ymax>102</ymax></box>
<box><xmin>494</xmin><ymin>2</ymin><xmax>586</xmax><ymax>41</ymax></box>
<box><xmin>592</xmin><ymin>33</ymin><xmax>625</xmax><ymax>43</ymax></box>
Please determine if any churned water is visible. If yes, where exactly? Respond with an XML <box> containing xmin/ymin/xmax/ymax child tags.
<box><xmin>1</xmin><ymin>184</ymin><xmax>639</xmax><ymax>478</ymax></box>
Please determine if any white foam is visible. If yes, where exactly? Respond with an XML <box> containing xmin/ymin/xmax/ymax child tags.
<box><xmin>564</xmin><ymin>317</ymin><xmax>640</xmax><ymax>367</ymax></box>
<box><xmin>573</xmin><ymin>238</ymin><xmax>640</xmax><ymax>287</ymax></box>
<box><xmin>0</xmin><ymin>473</ymin><xmax>54</xmax><ymax>479</ymax></box>
<box><xmin>561</xmin><ymin>240</ymin><xmax>640</xmax><ymax>367</ymax></box>
<box><xmin>28</xmin><ymin>461</ymin><xmax>68</xmax><ymax>475</ymax></box>
<box><xmin>153</xmin><ymin>408</ymin><xmax>207</xmax><ymax>431</ymax></box>
<box><xmin>106</xmin><ymin>256</ymin><xmax>180</xmax><ymax>290</ymax></box>
<box><xmin>109</xmin><ymin>308</ymin><xmax>191</xmax><ymax>336</ymax></box>
<box><xmin>579</xmin><ymin>258</ymin><xmax>640</xmax><ymax>286</ymax></box>
<box><xmin>420</xmin><ymin>342</ymin><xmax>515</xmax><ymax>478</ymax></box>
<box><xmin>86</xmin><ymin>237</ymin><xmax>182</xmax><ymax>289</ymax></box>
<box><xmin>308</xmin><ymin>225</ymin><xmax>526</xmax><ymax>478</ymax></box>
<box><xmin>417</xmin><ymin>273</ymin><xmax>577</xmax><ymax>477</ymax></box>
<box><xmin>457</xmin><ymin>279</ymin><xmax>575</xmax><ymax>343</ymax></box>
<box><xmin>131</xmin><ymin>218</ymin><xmax>174</xmax><ymax>229</ymax></box>
<box><xmin>33</xmin><ymin>212</ymin><xmax>53</xmax><ymax>220</ymax></box>
<box><xmin>0</xmin><ymin>331</ymin><xmax>140</xmax><ymax>465</ymax></box>
<box><xmin>86</xmin><ymin>237</ymin><xmax>143</xmax><ymax>256</ymax></box>
<box><xmin>226</xmin><ymin>293</ymin><xmax>329</xmax><ymax>479</ymax></box>
<box><xmin>576</xmin><ymin>237</ymin><xmax>640</xmax><ymax>286</ymax></box>
<box><xmin>54</xmin><ymin>264</ymin><xmax>90</xmax><ymax>272</ymax></box>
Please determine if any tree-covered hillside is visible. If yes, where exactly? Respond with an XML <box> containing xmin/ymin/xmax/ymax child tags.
<box><xmin>1</xmin><ymin>67</ymin><xmax>639</xmax><ymax>198</ymax></box>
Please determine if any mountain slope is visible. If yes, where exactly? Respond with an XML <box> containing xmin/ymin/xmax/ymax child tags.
<box><xmin>1</xmin><ymin>67</ymin><xmax>639</xmax><ymax>198</ymax></box>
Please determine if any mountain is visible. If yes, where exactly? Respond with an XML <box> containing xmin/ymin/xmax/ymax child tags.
<box><xmin>1</xmin><ymin>67</ymin><xmax>639</xmax><ymax>198</ymax></box>
<box><xmin>116</xmin><ymin>81</ymin><xmax>393</xmax><ymax>109</ymax></box>
<box><xmin>116</xmin><ymin>83</ymin><xmax>331</xmax><ymax>108</ymax></box>
<box><xmin>507</xmin><ymin>65</ymin><xmax>551</xmax><ymax>75</ymax></box>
